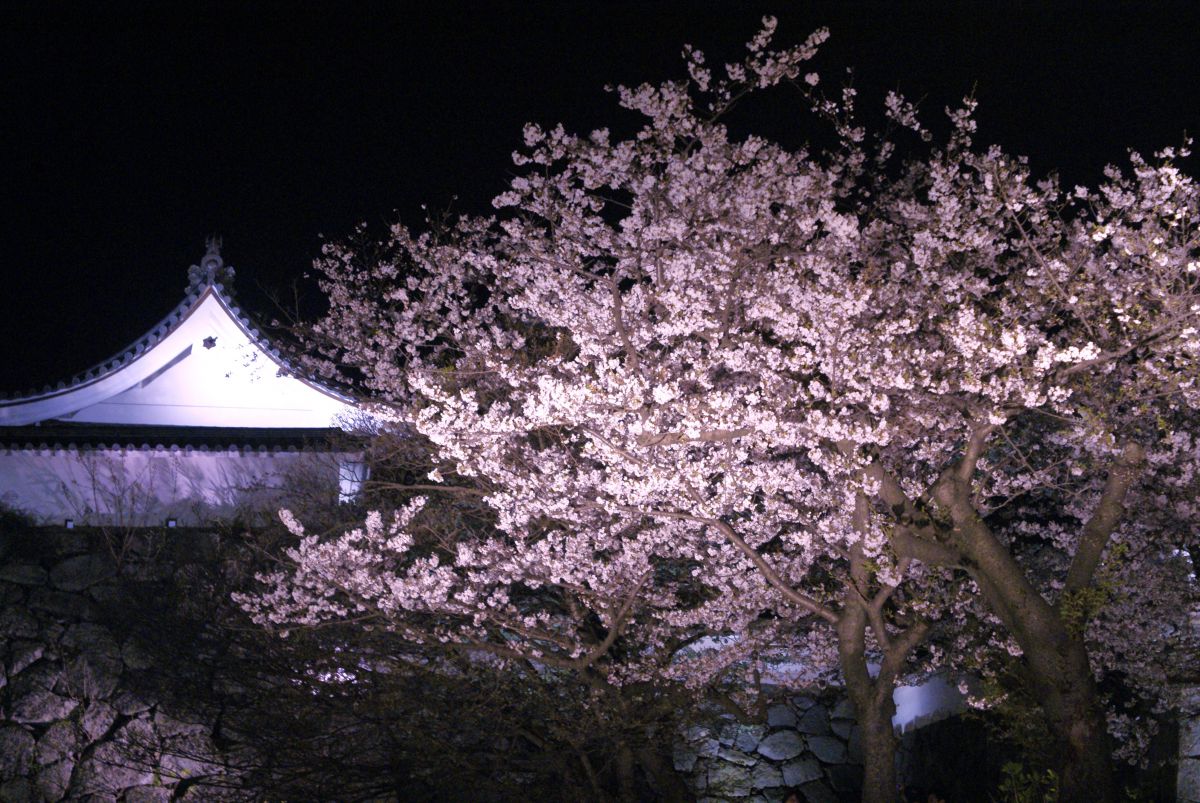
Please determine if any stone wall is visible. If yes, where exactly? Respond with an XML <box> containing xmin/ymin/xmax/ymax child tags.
<box><xmin>677</xmin><ymin>688</ymin><xmax>1197</xmax><ymax>802</ymax></box>
<box><xmin>674</xmin><ymin>695</ymin><xmax>875</xmax><ymax>802</ymax></box>
<box><xmin>0</xmin><ymin>526</ymin><xmax>245</xmax><ymax>801</ymax></box>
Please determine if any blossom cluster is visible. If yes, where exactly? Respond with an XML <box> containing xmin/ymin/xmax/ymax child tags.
<box><xmin>240</xmin><ymin>19</ymin><xmax>1200</xmax><ymax>760</ymax></box>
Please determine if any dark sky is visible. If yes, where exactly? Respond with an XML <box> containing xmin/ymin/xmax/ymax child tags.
<box><xmin>2</xmin><ymin>2</ymin><xmax>1199</xmax><ymax>393</ymax></box>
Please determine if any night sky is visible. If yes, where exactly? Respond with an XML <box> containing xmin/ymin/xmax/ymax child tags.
<box><xmin>3</xmin><ymin>2</ymin><xmax>1199</xmax><ymax>393</ymax></box>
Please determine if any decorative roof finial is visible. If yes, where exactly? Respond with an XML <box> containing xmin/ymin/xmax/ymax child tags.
<box><xmin>201</xmin><ymin>235</ymin><xmax>223</xmax><ymax>275</ymax></box>
<box><xmin>188</xmin><ymin>235</ymin><xmax>235</xmax><ymax>288</ymax></box>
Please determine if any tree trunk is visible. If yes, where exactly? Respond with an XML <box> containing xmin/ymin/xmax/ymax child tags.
<box><xmin>935</xmin><ymin>478</ymin><xmax>1118</xmax><ymax>803</ymax></box>
<box><xmin>857</xmin><ymin>695</ymin><xmax>900</xmax><ymax>803</ymax></box>
<box><xmin>1020</xmin><ymin>629</ymin><xmax>1116</xmax><ymax>802</ymax></box>
<box><xmin>615</xmin><ymin>740</ymin><xmax>638</xmax><ymax>803</ymax></box>
<box><xmin>838</xmin><ymin>602</ymin><xmax>900</xmax><ymax>803</ymax></box>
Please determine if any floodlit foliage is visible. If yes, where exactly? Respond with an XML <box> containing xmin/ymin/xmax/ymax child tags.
<box><xmin>239</xmin><ymin>17</ymin><xmax>1200</xmax><ymax>802</ymax></box>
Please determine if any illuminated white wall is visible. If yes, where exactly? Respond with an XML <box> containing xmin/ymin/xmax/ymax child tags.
<box><xmin>0</xmin><ymin>447</ymin><xmax>362</xmax><ymax>526</ymax></box>
<box><xmin>892</xmin><ymin>674</ymin><xmax>967</xmax><ymax>733</ymax></box>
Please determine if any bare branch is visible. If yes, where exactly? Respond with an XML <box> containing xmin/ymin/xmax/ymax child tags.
<box><xmin>570</xmin><ymin>572</ymin><xmax>652</xmax><ymax>670</ymax></box>
<box><xmin>611</xmin><ymin>496</ymin><xmax>840</xmax><ymax>624</ymax></box>
<box><xmin>635</xmin><ymin>427</ymin><xmax>755</xmax><ymax>448</ymax></box>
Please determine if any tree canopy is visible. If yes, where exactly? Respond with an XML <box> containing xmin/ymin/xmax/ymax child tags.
<box><xmin>239</xmin><ymin>18</ymin><xmax>1200</xmax><ymax>802</ymax></box>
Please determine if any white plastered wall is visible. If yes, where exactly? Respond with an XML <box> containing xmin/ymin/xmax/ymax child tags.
<box><xmin>0</xmin><ymin>447</ymin><xmax>359</xmax><ymax>526</ymax></box>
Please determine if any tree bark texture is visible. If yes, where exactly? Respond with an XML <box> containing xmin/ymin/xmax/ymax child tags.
<box><xmin>838</xmin><ymin>602</ymin><xmax>900</xmax><ymax>803</ymax></box>
<box><xmin>935</xmin><ymin>475</ymin><xmax>1119</xmax><ymax>803</ymax></box>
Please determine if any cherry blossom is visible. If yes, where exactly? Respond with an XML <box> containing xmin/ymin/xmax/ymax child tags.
<box><xmin>241</xmin><ymin>18</ymin><xmax>1199</xmax><ymax>803</ymax></box>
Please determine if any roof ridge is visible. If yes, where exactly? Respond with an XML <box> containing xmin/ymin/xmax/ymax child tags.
<box><xmin>0</xmin><ymin>240</ymin><xmax>359</xmax><ymax>411</ymax></box>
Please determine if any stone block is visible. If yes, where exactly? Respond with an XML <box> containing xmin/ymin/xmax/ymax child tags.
<box><xmin>62</xmin><ymin>622</ymin><xmax>121</xmax><ymax>658</ymax></box>
<box><xmin>160</xmin><ymin>738</ymin><xmax>222</xmax><ymax>782</ymax></box>
<box><xmin>717</xmin><ymin>746</ymin><xmax>759</xmax><ymax>767</ymax></box>
<box><xmin>782</xmin><ymin>757</ymin><xmax>822</xmax><ymax>786</ymax></box>
<box><xmin>846</xmin><ymin>725</ymin><xmax>863</xmax><ymax>764</ymax></box>
<box><xmin>9</xmin><ymin>640</ymin><xmax>45</xmax><ymax>675</ymax></box>
<box><xmin>830</xmin><ymin>718</ymin><xmax>852</xmax><ymax>739</ymax></box>
<box><xmin>795</xmin><ymin>704</ymin><xmax>831</xmax><ymax>735</ymax></box>
<box><xmin>756</xmin><ymin>730</ymin><xmax>804</xmax><ymax>761</ymax></box>
<box><xmin>730</xmin><ymin>723</ymin><xmax>767</xmax><ymax>752</ymax></box>
<box><xmin>49</xmin><ymin>552</ymin><xmax>114</xmax><ymax>588</ymax></box>
<box><xmin>830</xmin><ymin>698</ymin><xmax>856</xmax><ymax>720</ymax></box>
<box><xmin>124</xmin><ymin>786</ymin><xmax>173</xmax><ymax>803</ymax></box>
<box><xmin>35</xmin><ymin>758</ymin><xmax>74</xmax><ymax>801</ymax></box>
<box><xmin>1182</xmin><ymin>715</ymin><xmax>1200</xmax><ymax>758</ymax></box>
<box><xmin>799</xmin><ymin>779</ymin><xmax>838</xmax><ymax>803</ymax></box>
<box><xmin>9</xmin><ymin>657</ymin><xmax>58</xmax><ymax>696</ymax></box>
<box><xmin>37</xmin><ymin>719</ymin><xmax>82</xmax><ymax>764</ymax></box>
<box><xmin>65</xmin><ymin>652</ymin><xmax>123</xmax><ymax>700</ymax></box>
<box><xmin>11</xmin><ymin>689</ymin><xmax>78</xmax><ymax>724</ymax></box>
<box><xmin>673</xmin><ymin>743</ymin><xmax>699</xmax><ymax>772</ymax></box>
<box><xmin>0</xmin><ymin>605</ymin><xmax>40</xmax><ymax>638</ymax></box>
<box><xmin>0</xmin><ymin>779</ymin><xmax>32</xmax><ymax>801</ymax></box>
<box><xmin>122</xmin><ymin>639</ymin><xmax>155</xmax><ymax>670</ymax></box>
<box><xmin>112</xmin><ymin>689</ymin><xmax>155</xmax><ymax>715</ymax></box>
<box><xmin>808</xmin><ymin>735</ymin><xmax>847</xmax><ymax>764</ymax></box>
<box><xmin>49</xmin><ymin>531</ymin><xmax>91</xmax><ymax>556</ymax></box>
<box><xmin>1179</xmin><ymin>758</ymin><xmax>1200</xmax><ymax>803</ymax></box>
<box><xmin>83</xmin><ymin>701</ymin><xmax>118</xmax><ymax>741</ymax></box>
<box><xmin>0</xmin><ymin>725</ymin><xmax>36</xmax><ymax>776</ymax></box>
<box><xmin>0</xmin><ymin>563</ymin><xmax>48</xmax><ymax>585</ymax></box>
<box><xmin>791</xmin><ymin>694</ymin><xmax>817</xmax><ymax>711</ymax></box>
<box><xmin>707</xmin><ymin>761</ymin><xmax>753</xmax><ymax>798</ymax></box>
<box><xmin>749</xmin><ymin>762</ymin><xmax>784</xmax><ymax>789</ymax></box>
<box><xmin>72</xmin><ymin>750</ymin><xmax>156</xmax><ymax>798</ymax></box>
<box><xmin>29</xmin><ymin>588</ymin><xmax>97</xmax><ymax>620</ymax></box>
<box><xmin>767</xmin><ymin>703</ymin><xmax>798</xmax><ymax>728</ymax></box>
<box><xmin>89</xmin><ymin>582</ymin><xmax>125</xmax><ymax>604</ymax></box>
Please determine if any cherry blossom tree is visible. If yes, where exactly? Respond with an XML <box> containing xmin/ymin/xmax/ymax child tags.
<box><xmin>241</xmin><ymin>18</ymin><xmax>1200</xmax><ymax>803</ymax></box>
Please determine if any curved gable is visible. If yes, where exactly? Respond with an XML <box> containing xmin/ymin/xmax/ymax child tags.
<box><xmin>0</xmin><ymin>251</ymin><xmax>362</xmax><ymax>429</ymax></box>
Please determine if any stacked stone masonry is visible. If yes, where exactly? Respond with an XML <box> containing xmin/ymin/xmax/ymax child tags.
<box><xmin>0</xmin><ymin>528</ymin><xmax>242</xmax><ymax>801</ymax></box>
<box><xmin>674</xmin><ymin>697</ymin><xmax>888</xmax><ymax>802</ymax></box>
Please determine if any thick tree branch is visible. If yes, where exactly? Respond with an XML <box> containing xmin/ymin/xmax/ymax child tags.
<box><xmin>891</xmin><ymin>527</ymin><xmax>962</xmax><ymax>566</ymax></box>
<box><xmin>861</xmin><ymin>460</ymin><xmax>962</xmax><ymax>565</ymax></box>
<box><xmin>880</xmin><ymin>618</ymin><xmax>931</xmax><ymax>683</ymax></box>
<box><xmin>933</xmin><ymin>475</ymin><xmax>1062</xmax><ymax>643</ymax></box>
<box><xmin>1062</xmin><ymin>442</ymin><xmax>1146</xmax><ymax>595</ymax></box>
<box><xmin>703</xmin><ymin>518</ymin><xmax>840</xmax><ymax>624</ymax></box>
